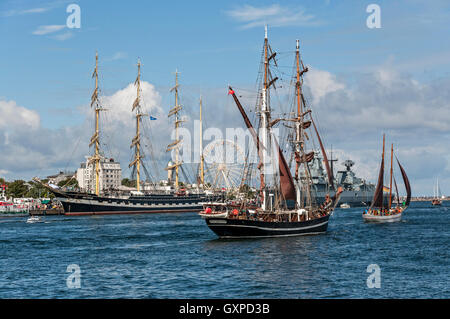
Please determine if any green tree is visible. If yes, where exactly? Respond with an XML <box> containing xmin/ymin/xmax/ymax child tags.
<box><xmin>6</xmin><ymin>180</ymin><xmax>29</xmax><ymax>198</ymax></box>
<box><xmin>26</xmin><ymin>181</ymin><xmax>54</xmax><ymax>199</ymax></box>
<box><xmin>121</xmin><ymin>178</ymin><xmax>136</xmax><ymax>187</ymax></box>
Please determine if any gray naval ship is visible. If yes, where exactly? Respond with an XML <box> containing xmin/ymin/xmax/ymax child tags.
<box><xmin>302</xmin><ymin>153</ymin><xmax>388</xmax><ymax>207</ymax></box>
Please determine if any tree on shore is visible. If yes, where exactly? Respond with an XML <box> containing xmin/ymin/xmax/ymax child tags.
<box><xmin>121</xmin><ymin>178</ymin><xmax>136</xmax><ymax>188</ymax></box>
<box><xmin>6</xmin><ymin>180</ymin><xmax>29</xmax><ymax>198</ymax></box>
<box><xmin>26</xmin><ymin>180</ymin><xmax>54</xmax><ymax>199</ymax></box>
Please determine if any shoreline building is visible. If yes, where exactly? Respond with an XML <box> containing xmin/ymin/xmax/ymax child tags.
<box><xmin>47</xmin><ymin>171</ymin><xmax>76</xmax><ymax>185</ymax></box>
<box><xmin>76</xmin><ymin>157</ymin><xmax>122</xmax><ymax>194</ymax></box>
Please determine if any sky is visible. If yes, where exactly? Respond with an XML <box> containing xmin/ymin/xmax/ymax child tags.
<box><xmin>0</xmin><ymin>0</ymin><xmax>449</xmax><ymax>196</ymax></box>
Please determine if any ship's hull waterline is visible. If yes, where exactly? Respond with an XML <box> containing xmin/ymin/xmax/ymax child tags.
<box><xmin>57</xmin><ymin>195</ymin><xmax>219</xmax><ymax>216</ymax></box>
<box><xmin>362</xmin><ymin>213</ymin><xmax>402</xmax><ymax>223</ymax></box>
<box><xmin>204</xmin><ymin>214</ymin><xmax>330</xmax><ymax>238</ymax></box>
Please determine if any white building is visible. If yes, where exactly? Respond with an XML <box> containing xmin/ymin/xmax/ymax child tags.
<box><xmin>47</xmin><ymin>171</ymin><xmax>76</xmax><ymax>185</ymax></box>
<box><xmin>76</xmin><ymin>157</ymin><xmax>122</xmax><ymax>194</ymax></box>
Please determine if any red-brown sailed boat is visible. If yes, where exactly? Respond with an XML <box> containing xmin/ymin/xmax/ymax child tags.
<box><xmin>363</xmin><ymin>135</ymin><xmax>411</xmax><ymax>222</ymax></box>
<box><xmin>200</xmin><ymin>27</ymin><xmax>342</xmax><ymax>238</ymax></box>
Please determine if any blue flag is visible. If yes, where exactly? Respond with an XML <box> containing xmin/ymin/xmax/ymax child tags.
<box><xmin>150</xmin><ymin>116</ymin><xmax>157</xmax><ymax>120</ymax></box>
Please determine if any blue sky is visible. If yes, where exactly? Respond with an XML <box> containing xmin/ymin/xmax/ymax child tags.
<box><xmin>0</xmin><ymin>0</ymin><xmax>449</xmax><ymax>195</ymax></box>
<box><xmin>1</xmin><ymin>0</ymin><xmax>449</xmax><ymax>128</ymax></box>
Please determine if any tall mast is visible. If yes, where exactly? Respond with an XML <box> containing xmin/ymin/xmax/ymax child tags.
<box><xmin>437</xmin><ymin>178</ymin><xmax>440</xmax><ymax>198</ymax></box>
<box><xmin>295</xmin><ymin>39</ymin><xmax>302</xmax><ymax>207</ymax></box>
<box><xmin>129</xmin><ymin>59</ymin><xmax>147</xmax><ymax>192</ymax></box>
<box><xmin>167</xmin><ymin>70</ymin><xmax>182</xmax><ymax>189</ymax></box>
<box><xmin>389</xmin><ymin>143</ymin><xmax>393</xmax><ymax>209</ymax></box>
<box><xmin>199</xmin><ymin>96</ymin><xmax>204</xmax><ymax>186</ymax></box>
<box><xmin>260</xmin><ymin>25</ymin><xmax>269</xmax><ymax>211</ymax></box>
<box><xmin>89</xmin><ymin>52</ymin><xmax>104</xmax><ymax>196</ymax></box>
<box><xmin>294</xmin><ymin>39</ymin><xmax>313</xmax><ymax>208</ymax></box>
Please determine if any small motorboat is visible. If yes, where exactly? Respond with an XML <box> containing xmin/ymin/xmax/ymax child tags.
<box><xmin>340</xmin><ymin>203</ymin><xmax>350</xmax><ymax>209</ymax></box>
<box><xmin>26</xmin><ymin>216</ymin><xmax>42</xmax><ymax>223</ymax></box>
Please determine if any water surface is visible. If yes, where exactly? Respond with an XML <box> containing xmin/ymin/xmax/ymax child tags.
<box><xmin>0</xmin><ymin>201</ymin><xmax>448</xmax><ymax>298</ymax></box>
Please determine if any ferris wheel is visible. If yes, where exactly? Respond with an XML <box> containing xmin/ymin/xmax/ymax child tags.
<box><xmin>203</xmin><ymin>139</ymin><xmax>246</xmax><ymax>190</ymax></box>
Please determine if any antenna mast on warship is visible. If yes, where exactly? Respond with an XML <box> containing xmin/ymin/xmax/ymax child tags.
<box><xmin>89</xmin><ymin>52</ymin><xmax>105</xmax><ymax>196</ymax></box>
<box><xmin>129</xmin><ymin>59</ymin><xmax>148</xmax><ymax>192</ymax></box>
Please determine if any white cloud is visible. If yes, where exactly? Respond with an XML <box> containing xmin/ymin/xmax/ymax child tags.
<box><xmin>0</xmin><ymin>81</ymin><xmax>170</xmax><ymax>182</ymax></box>
<box><xmin>0</xmin><ymin>70</ymin><xmax>449</xmax><ymax>195</ymax></box>
<box><xmin>304</xmin><ymin>67</ymin><xmax>450</xmax><ymax>134</ymax></box>
<box><xmin>106</xmin><ymin>52</ymin><xmax>128</xmax><ymax>61</ymax></box>
<box><xmin>22</xmin><ymin>8</ymin><xmax>50</xmax><ymax>14</ymax></box>
<box><xmin>2</xmin><ymin>7</ymin><xmax>51</xmax><ymax>17</ymax></box>
<box><xmin>226</xmin><ymin>4</ymin><xmax>319</xmax><ymax>29</ymax></box>
<box><xmin>305</xmin><ymin>67</ymin><xmax>345</xmax><ymax>104</ymax></box>
<box><xmin>32</xmin><ymin>25</ymin><xmax>66</xmax><ymax>35</ymax></box>
<box><xmin>96</xmin><ymin>81</ymin><xmax>163</xmax><ymax>124</ymax></box>
<box><xmin>52</xmin><ymin>31</ymin><xmax>73</xmax><ymax>41</ymax></box>
<box><xmin>0</xmin><ymin>100</ymin><xmax>40</xmax><ymax>130</ymax></box>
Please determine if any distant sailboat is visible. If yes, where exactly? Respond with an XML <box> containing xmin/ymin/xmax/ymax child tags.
<box><xmin>362</xmin><ymin>135</ymin><xmax>411</xmax><ymax>223</ymax></box>
<box><xmin>431</xmin><ymin>178</ymin><xmax>442</xmax><ymax>206</ymax></box>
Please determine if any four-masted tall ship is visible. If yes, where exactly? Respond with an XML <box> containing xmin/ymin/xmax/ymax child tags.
<box><xmin>362</xmin><ymin>134</ymin><xmax>411</xmax><ymax>222</ymax></box>
<box><xmin>37</xmin><ymin>54</ymin><xmax>220</xmax><ymax>215</ymax></box>
<box><xmin>200</xmin><ymin>28</ymin><xmax>343</xmax><ymax>238</ymax></box>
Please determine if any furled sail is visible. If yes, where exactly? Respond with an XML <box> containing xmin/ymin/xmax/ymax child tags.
<box><xmin>396</xmin><ymin>158</ymin><xmax>411</xmax><ymax>206</ymax></box>
<box><xmin>295</xmin><ymin>151</ymin><xmax>314</xmax><ymax>163</ymax></box>
<box><xmin>228</xmin><ymin>87</ymin><xmax>264</xmax><ymax>153</ymax></box>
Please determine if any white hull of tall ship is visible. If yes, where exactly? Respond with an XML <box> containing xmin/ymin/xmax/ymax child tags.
<box><xmin>363</xmin><ymin>212</ymin><xmax>402</xmax><ymax>223</ymax></box>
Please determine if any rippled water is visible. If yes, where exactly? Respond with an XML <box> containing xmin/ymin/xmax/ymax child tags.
<box><xmin>0</xmin><ymin>201</ymin><xmax>448</xmax><ymax>298</ymax></box>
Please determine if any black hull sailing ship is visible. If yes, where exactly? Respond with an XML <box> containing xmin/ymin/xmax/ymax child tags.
<box><xmin>205</xmin><ymin>214</ymin><xmax>330</xmax><ymax>238</ymax></box>
<box><xmin>200</xmin><ymin>28</ymin><xmax>342</xmax><ymax>238</ymax></box>
<box><xmin>38</xmin><ymin>54</ymin><xmax>220</xmax><ymax>215</ymax></box>
<box><xmin>50</xmin><ymin>190</ymin><xmax>219</xmax><ymax>216</ymax></box>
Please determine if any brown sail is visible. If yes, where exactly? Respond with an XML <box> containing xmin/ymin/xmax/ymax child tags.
<box><xmin>396</xmin><ymin>158</ymin><xmax>411</xmax><ymax>206</ymax></box>
<box><xmin>370</xmin><ymin>135</ymin><xmax>385</xmax><ymax>209</ymax></box>
<box><xmin>394</xmin><ymin>177</ymin><xmax>400</xmax><ymax>206</ymax></box>
<box><xmin>273</xmin><ymin>137</ymin><xmax>296</xmax><ymax>200</ymax></box>
<box><xmin>371</xmin><ymin>157</ymin><xmax>385</xmax><ymax>209</ymax></box>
